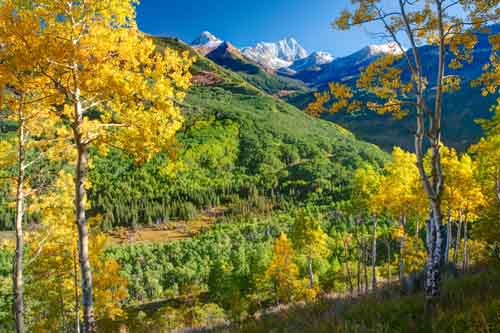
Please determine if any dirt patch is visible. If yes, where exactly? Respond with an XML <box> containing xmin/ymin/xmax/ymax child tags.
<box><xmin>109</xmin><ymin>207</ymin><xmax>227</xmax><ymax>244</ymax></box>
<box><xmin>192</xmin><ymin>71</ymin><xmax>223</xmax><ymax>86</ymax></box>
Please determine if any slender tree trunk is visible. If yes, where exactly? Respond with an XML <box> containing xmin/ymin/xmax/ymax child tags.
<box><xmin>343</xmin><ymin>240</ymin><xmax>353</xmax><ymax>296</ymax></box>
<box><xmin>73</xmin><ymin>88</ymin><xmax>95</xmax><ymax>333</ymax></box>
<box><xmin>386</xmin><ymin>238</ymin><xmax>392</xmax><ymax>284</ymax></box>
<box><xmin>426</xmin><ymin>202</ymin><xmax>444</xmax><ymax>304</ymax></box>
<box><xmin>13</xmin><ymin>99</ymin><xmax>26</xmax><ymax>333</ymax></box>
<box><xmin>462</xmin><ymin>216</ymin><xmax>469</xmax><ymax>272</ymax></box>
<box><xmin>371</xmin><ymin>217</ymin><xmax>377</xmax><ymax>290</ymax></box>
<box><xmin>307</xmin><ymin>256</ymin><xmax>314</xmax><ymax>289</ymax></box>
<box><xmin>74</xmin><ymin>248</ymin><xmax>81</xmax><ymax>333</ymax></box>
<box><xmin>356</xmin><ymin>253</ymin><xmax>361</xmax><ymax>295</ymax></box>
<box><xmin>444</xmin><ymin>208</ymin><xmax>452</xmax><ymax>265</ymax></box>
<box><xmin>416</xmin><ymin>216</ymin><xmax>420</xmax><ymax>238</ymax></box>
<box><xmin>363</xmin><ymin>239</ymin><xmax>369</xmax><ymax>293</ymax></box>
<box><xmin>454</xmin><ymin>209</ymin><xmax>463</xmax><ymax>265</ymax></box>
<box><xmin>399</xmin><ymin>216</ymin><xmax>406</xmax><ymax>284</ymax></box>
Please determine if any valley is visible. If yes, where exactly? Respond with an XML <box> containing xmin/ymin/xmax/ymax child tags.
<box><xmin>1</xmin><ymin>1</ymin><xmax>500</xmax><ymax>333</ymax></box>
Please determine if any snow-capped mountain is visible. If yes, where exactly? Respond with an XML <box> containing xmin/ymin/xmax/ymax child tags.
<box><xmin>242</xmin><ymin>37</ymin><xmax>309</xmax><ymax>70</ymax></box>
<box><xmin>293</xmin><ymin>42</ymin><xmax>404</xmax><ymax>87</ymax></box>
<box><xmin>191</xmin><ymin>31</ymin><xmax>223</xmax><ymax>54</ymax></box>
<box><xmin>289</xmin><ymin>51</ymin><xmax>334</xmax><ymax>72</ymax></box>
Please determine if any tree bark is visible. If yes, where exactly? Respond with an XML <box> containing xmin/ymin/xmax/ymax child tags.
<box><xmin>73</xmin><ymin>89</ymin><xmax>95</xmax><ymax>333</ymax></box>
<box><xmin>371</xmin><ymin>217</ymin><xmax>377</xmax><ymax>290</ymax></box>
<box><xmin>74</xmin><ymin>247</ymin><xmax>81</xmax><ymax>333</ymax></box>
<box><xmin>13</xmin><ymin>98</ymin><xmax>26</xmax><ymax>333</ymax></box>
<box><xmin>425</xmin><ymin>203</ymin><xmax>444</xmax><ymax>305</ymax></box>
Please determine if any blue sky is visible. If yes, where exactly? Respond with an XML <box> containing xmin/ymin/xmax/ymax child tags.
<box><xmin>135</xmin><ymin>0</ymin><xmax>382</xmax><ymax>57</ymax></box>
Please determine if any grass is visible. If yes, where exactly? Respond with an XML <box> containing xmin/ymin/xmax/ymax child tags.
<box><xmin>0</xmin><ymin>231</ymin><xmax>14</xmax><ymax>243</ymax></box>
<box><xmin>217</xmin><ymin>264</ymin><xmax>500</xmax><ymax>333</ymax></box>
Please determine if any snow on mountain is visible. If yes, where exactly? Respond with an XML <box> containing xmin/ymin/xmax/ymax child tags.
<box><xmin>342</xmin><ymin>42</ymin><xmax>403</xmax><ymax>67</ymax></box>
<box><xmin>191</xmin><ymin>31</ymin><xmax>223</xmax><ymax>54</ymax></box>
<box><xmin>242</xmin><ymin>37</ymin><xmax>309</xmax><ymax>70</ymax></box>
<box><xmin>365</xmin><ymin>42</ymin><xmax>403</xmax><ymax>57</ymax></box>
<box><xmin>289</xmin><ymin>51</ymin><xmax>334</xmax><ymax>72</ymax></box>
<box><xmin>292</xmin><ymin>42</ymin><xmax>404</xmax><ymax>87</ymax></box>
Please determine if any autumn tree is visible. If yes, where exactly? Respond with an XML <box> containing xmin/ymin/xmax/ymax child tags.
<box><xmin>290</xmin><ymin>210</ymin><xmax>330</xmax><ymax>289</ymax></box>
<box><xmin>352</xmin><ymin>164</ymin><xmax>382</xmax><ymax>290</ymax></box>
<box><xmin>373</xmin><ymin>148</ymin><xmax>424</xmax><ymax>283</ymax></box>
<box><xmin>27</xmin><ymin>171</ymin><xmax>128</xmax><ymax>332</ymax></box>
<box><xmin>309</xmin><ymin>0</ymin><xmax>500</xmax><ymax>304</ymax></box>
<box><xmin>15</xmin><ymin>1</ymin><xmax>194</xmax><ymax>331</ymax></box>
<box><xmin>0</xmin><ymin>2</ymin><xmax>69</xmax><ymax>331</ymax></box>
<box><xmin>439</xmin><ymin>147</ymin><xmax>485</xmax><ymax>267</ymax></box>
<box><xmin>471</xmin><ymin>140</ymin><xmax>500</xmax><ymax>250</ymax></box>
<box><xmin>264</xmin><ymin>234</ymin><xmax>302</xmax><ymax>304</ymax></box>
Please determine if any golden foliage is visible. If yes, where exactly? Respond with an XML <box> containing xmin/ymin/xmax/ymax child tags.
<box><xmin>264</xmin><ymin>234</ymin><xmax>304</xmax><ymax>303</ymax></box>
<box><xmin>26</xmin><ymin>172</ymin><xmax>128</xmax><ymax>331</ymax></box>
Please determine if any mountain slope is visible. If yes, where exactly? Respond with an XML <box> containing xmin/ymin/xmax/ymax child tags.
<box><xmin>205</xmin><ymin>41</ymin><xmax>310</xmax><ymax>96</ymax></box>
<box><xmin>291</xmin><ymin>42</ymin><xmax>402</xmax><ymax>87</ymax></box>
<box><xmin>86</xmin><ymin>36</ymin><xmax>388</xmax><ymax>228</ymax></box>
<box><xmin>287</xmin><ymin>28</ymin><xmax>500</xmax><ymax>151</ymax></box>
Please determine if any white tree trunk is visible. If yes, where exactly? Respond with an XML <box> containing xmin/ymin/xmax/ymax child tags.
<box><xmin>307</xmin><ymin>256</ymin><xmax>314</xmax><ymax>289</ymax></box>
<box><xmin>13</xmin><ymin>100</ymin><xmax>26</xmax><ymax>333</ymax></box>
<box><xmin>425</xmin><ymin>203</ymin><xmax>444</xmax><ymax>304</ymax></box>
<box><xmin>444</xmin><ymin>208</ymin><xmax>452</xmax><ymax>265</ymax></box>
<box><xmin>72</xmin><ymin>89</ymin><xmax>95</xmax><ymax>333</ymax></box>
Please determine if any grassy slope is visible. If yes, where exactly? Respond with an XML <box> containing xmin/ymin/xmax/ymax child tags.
<box><xmin>220</xmin><ymin>265</ymin><xmax>500</xmax><ymax>333</ymax></box>
<box><xmin>155</xmin><ymin>36</ymin><xmax>385</xmax><ymax>165</ymax></box>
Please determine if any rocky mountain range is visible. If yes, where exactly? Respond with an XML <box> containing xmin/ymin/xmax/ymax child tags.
<box><xmin>189</xmin><ymin>31</ymin><xmax>402</xmax><ymax>83</ymax></box>
<box><xmin>186</xmin><ymin>28</ymin><xmax>500</xmax><ymax>152</ymax></box>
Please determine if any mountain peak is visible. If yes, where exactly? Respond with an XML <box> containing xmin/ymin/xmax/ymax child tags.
<box><xmin>191</xmin><ymin>31</ymin><xmax>223</xmax><ymax>55</ymax></box>
<box><xmin>242</xmin><ymin>37</ymin><xmax>308</xmax><ymax>70</ymax></box>
<box><xmin>364</xmin><ymin>42</ymin><xmax>402</xmax><ymax>56</ymax></box>
<box><xmin>191</xmin><ymin>31</ymin><xmax>222</xmax><ymax>48</ymax></box>
<box><xmin>289</xmin><ymin>51</ymin><xmax>334</xmax><ymax>72</ymax></box>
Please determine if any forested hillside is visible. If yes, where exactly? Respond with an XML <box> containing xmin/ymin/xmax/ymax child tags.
<box><xmin>1</xmin><ymin>1</ymin><xmax>500</xmax><ymax>333</ymax></box>
<box><xmin>77</xmin><ymin>37</ymin><xmax>387</xmax><ymax>230</ymax></box>
<box><xmin>286</xmin><ymin>26</ymin><xmax>500</xmax><ymax>152</ymax></box>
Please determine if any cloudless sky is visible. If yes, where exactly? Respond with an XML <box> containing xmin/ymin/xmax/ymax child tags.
<box><xmin>136</xmin><ymin>1</ymin><xmax>385</xmax><ymax>57</ymax></box>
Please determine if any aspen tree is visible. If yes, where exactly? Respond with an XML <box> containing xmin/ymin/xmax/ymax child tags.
<box><xmin>309</xmin><ymin>0</ymin><xmax>500</xmax><ymax>305</ymax></box>
<box><xmin>0</xmin><ymin>2</ymin><xmax>68</xmax><ymax>331</ymax></box>
<box><xmin>28</xmin><ymin>1</ymin><xmax>194</xmax><ymax>331</ymax></box>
